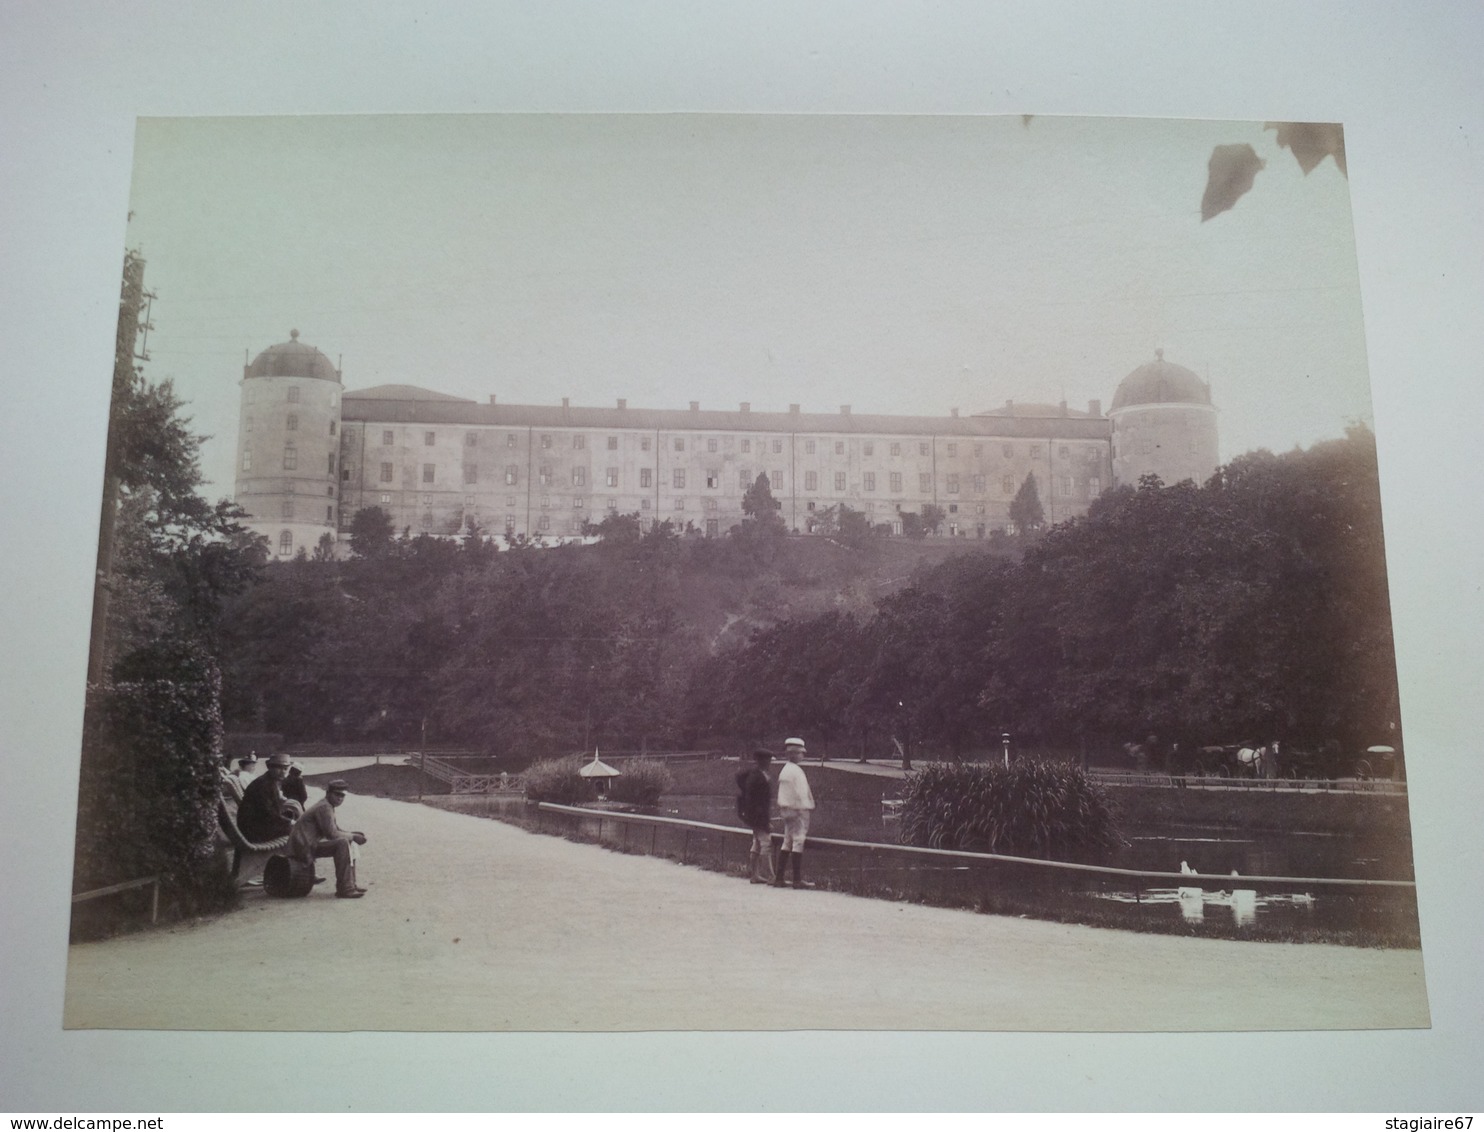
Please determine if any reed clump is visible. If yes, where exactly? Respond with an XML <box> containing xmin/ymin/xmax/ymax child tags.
<box><xmin>900</xmin><ymin>761</ymin><xmax>1120</xmax><ymax>862</ymax></box>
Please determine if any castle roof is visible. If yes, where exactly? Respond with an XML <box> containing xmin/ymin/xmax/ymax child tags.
<box><xmin>345</xmin><ymin>384</ymin><xmax>475</xmax><ymax>403</ymax></box>
<box><xmin>245</xmin><ymin>331</ymin><xmax>341</xmax><ymax>384</ymax></box>
<box><xmin>1109</xmin><ymin>350</ymin><xmax>1211</xmax><ymax>412</ymax></box>
<box><xmin>975</xmin><ymin>401</ymin><xmax>1100</xmax><ymax>420</ymax></box>
<box><xmin>339</xmin><ymin>394</ymin><xmax>1113</xmax><ymax>441</ymax></box>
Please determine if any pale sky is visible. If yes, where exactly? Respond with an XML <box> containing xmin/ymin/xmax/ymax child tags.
<box><xmin>124</xmin><ymin>113</ymin><xmax>1371</xmax><ymax>495</ymax></box>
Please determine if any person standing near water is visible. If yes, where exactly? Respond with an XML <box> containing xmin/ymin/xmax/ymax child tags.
<box><xmin>736</xmin><ymin>747</ymin><xmax>776</xmax><ymax>884</ymax></box>
<box><xmin>774</xmin><ymin>737</ymin><xmax>815</xmax><ymax>889</ymax></box>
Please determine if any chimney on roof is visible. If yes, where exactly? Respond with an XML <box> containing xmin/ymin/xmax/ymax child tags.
<box><xmin>740</xmin><ymin>402</ymin><xmax>750</xmax><ymax>413</ymax></box>
<box><xmin>950</xmin><ymin>407</ymin><xmax>959</xmax><ymax>418</ymax></box>
<box><xmin>617</xmin><ymin>398</ymin><xmax>627</xmax><ymax>410</ymax></box>
<box><xmin>789</xmin><ymin>404</ymin><xmax>800</xmax><ymax>415</ymax></box>
<box><xmin>1006</xmin><ymin>399</ymin><xmax>1014</xmax><ymax>410</ymax></box>
<box><xmin>489</xmin><ymin>394</ymin><xmax>497</xmax><ymax>405</ymax></box>
<box><xmin>1059</xmin><ymin>399</ymin><xmax>1068</xmax><ymax>416</ymax></box>
<box><xmin>840</xmin><ymin>405</ymin><xmax>851</xmax><ymax>416</ymax></box>
<box><xmin>562</xmin><ymin>397</ymin><xmax>570</xmax><ymax>409</ymax></box>
<box><xmin>688</xmin><ymin>401</ymin><xmax>699</xmax><ymax>412</ymax></box>
<box><xmin>1089</xmin><ymin>398</ymin><xmax>1102</xmax><ymax>417</ymax></box>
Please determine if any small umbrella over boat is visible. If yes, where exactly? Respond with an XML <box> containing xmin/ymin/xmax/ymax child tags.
<box><xmin>578</xmin><ymin>749</ymin><xmax>621</xmax><ymax>797</ymax></box>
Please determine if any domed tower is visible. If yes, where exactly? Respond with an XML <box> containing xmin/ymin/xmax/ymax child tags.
<box><xmin>235</xmin><ymin>330</ymin><xmax>344</xmax><ymax>558</ymax></box>
<box><xmin>1108</xmin><ymin>350</ymin><xmax>1219</xmax><ymax>488</ymax></box>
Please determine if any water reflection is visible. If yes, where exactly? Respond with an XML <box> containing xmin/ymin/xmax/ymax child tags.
<box><xmin>1177</xmin><ymin>887</ymin><xmax>1204</xmax><ymax>923</ymax></box>
<box><xmin>1177</xmin><ymin>861</ymin><xmax>1203</xmax><ymax>923</ymax></box>
<box><xmin>445</xmin><ymin>792</ymin><xmax>1405</xmax><ymax>938</ymax></box>
<box><xmin>1099</xmin><ymin>886</ymin><xmax>1316</xmax><ymax>927</ymax></box>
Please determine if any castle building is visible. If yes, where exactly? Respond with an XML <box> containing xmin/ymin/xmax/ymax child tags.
<box><xmin>1108</xmin><ymin>349</ymin><xmax>1220</xmax><ymax>488</ymax></box>
<box><xmin>233</xmin><ymin>334</ymin><xmax>1219</xmax><ymax>558</ymax></box>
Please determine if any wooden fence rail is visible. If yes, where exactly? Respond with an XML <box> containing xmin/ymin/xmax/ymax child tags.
<box><xmin>71</xmin><ymin>875</ymin><xmax>160</xmax><ymax>923</ymax></box>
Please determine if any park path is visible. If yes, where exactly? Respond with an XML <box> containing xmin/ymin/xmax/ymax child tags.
<box><xmin>64</xmin><ymin>791</ymin><xmax>1430</xmax><ymax>1032</ymax></box>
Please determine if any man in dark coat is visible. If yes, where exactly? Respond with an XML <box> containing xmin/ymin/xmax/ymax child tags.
<box><xmin>735</xmin><ymin>747</ymin><xmax>776</xmax><ymax>884</ymax></box>
<box><xmin>237</xmin><ymin>752</ymin><xmax>302</xmax><ymax>842</ymax></box>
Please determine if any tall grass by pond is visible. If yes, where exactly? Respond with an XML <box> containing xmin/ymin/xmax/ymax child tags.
<box><xmin>901</xmin><ymin>761</ymin><xmax>1120</xmax><ymax>862</ymax></box>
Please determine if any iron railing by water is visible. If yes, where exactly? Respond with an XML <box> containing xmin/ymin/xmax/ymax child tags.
<box><xmin>1087</xmin><ymin>770</ymin><xmax>1407</xmax><ymax>795</ymax></box>
<box><xmin>532</xmin><ymin>801</ymin><xmax>1413</xmax><ymax>893</ymax></box>
<box><xmin>509</xmin><ymin>800</ymin><xmax>1419</xmax><ymax>943</ymax></box>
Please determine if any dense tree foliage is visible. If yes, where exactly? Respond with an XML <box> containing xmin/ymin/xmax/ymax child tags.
<box><xmin>222</xmin><ymin>519</ymin><xmax>702</xmax><ymax>753</ymax></box>
<box><xmin>1009</xmin><ymin>472</ymin><xmax>1044</xmax><ymax>535</ymax></box>
<box><xmin>217</xmin><ymin>426</ymin><xmax>1400</xmax><ymax>766</ymax></box>
<box><xmin>76</xmin><ymin>253</ymin><xmax>267</xmax><ymax>926</ymax></box>
<box><xmin>693</xmin><ymin>427</ymin><xmax>1400</xmax><ymax>757</ymax></box>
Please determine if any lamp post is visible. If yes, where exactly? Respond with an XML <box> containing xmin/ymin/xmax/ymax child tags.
<box><xmin>1001</xmin><ymin>732</ymin><xmax>1011</xmax><ymax>769</ymax></box>
<box><xmin>897</xmin><ymin>701</ymin><xmax>912</xmax><ymax>771</ymax></box>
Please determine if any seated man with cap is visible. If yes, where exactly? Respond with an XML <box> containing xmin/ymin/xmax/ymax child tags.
<box><xmin>288</xmin><ymin>779</ymin><xmax>368</xmax><ymax>898</ymax></box>
<box><xmin>236</xmin><ymin>752</ymin><xmax>303</xmax><ymax>842</ymax></box>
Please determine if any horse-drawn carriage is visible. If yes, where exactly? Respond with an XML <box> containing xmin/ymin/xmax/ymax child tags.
<box><xmin>1279</xmin><ymin>742</ymin><xmax>1404</xmax><ymax>782</ymax></box>
<box><xmin>1183</xmin><ymin>740</ymin><xmax>1403</xmax><ymax>781</ymax></box>
<box><xmin>1187</xmin><ymin>742</ymin><xmax>1281</xmax><ymax>779</ymax></box>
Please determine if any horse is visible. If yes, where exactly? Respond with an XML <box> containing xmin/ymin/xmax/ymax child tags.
<box><xmin>1236</xmin><ymin>741</ymin><xmax>1281</xmax><ymax>779</ymax></box>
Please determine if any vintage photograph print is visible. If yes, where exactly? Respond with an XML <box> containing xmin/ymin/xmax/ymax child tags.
<box><xmin>65</xmin><ymin>114</ymin><xmax>1426</xmax><ymax>1032</ymax></box>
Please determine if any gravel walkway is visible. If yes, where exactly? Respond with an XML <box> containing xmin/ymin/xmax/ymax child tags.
<box><xmin>64</xmin><ymin>792</ymin><xmax>1430</xmax><ymax>1032</ymax></box>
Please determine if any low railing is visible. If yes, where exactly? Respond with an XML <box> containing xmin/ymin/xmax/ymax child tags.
<box><xmin>417</xmin><ymin>754</ymin><xmax>524</xmax><ymax>795</ymax></box>
<box><xmin>1087</xmin><ymin>770</ymin><xmax>1407</xmax><ymax>795</ymax></box>
<box><xmin>72</xmin><ymin>875</ymin><xmax>160</xmax><ymax>924</ymax></box>
<box><xmin>533</xmin><ymin>802</ymin><xmax>1412</xmax><ymax>892</ymax></box>
<box><xmin>517</xmin><ymin>801</ymin><xmax>1419</xmax><ymax>944</ymax></box>
<box><xmin>577</xmin><ymin>750</ymin><xmax>724</xmax><ymax>762</ymax></box>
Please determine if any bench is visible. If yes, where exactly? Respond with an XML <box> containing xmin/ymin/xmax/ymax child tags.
<box><xmin>216</xmin><ymin>778</ymin><xmax>292</xmax><ymax>884</ymax></box>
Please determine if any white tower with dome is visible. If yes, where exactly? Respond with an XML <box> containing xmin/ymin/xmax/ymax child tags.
<box><xmin>1108</xmin><ymin>349</ymin><xmax>1220</xmax><ymax>489</ymax></box>
<box><xmin>234</xmin><ymin>330</ymin><xmax>344</xmax><ymax>558</ymax></box>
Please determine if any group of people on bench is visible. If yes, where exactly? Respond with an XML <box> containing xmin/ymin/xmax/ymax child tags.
<box><xmin>234</xmin><ymin>753</ymin><xmax>369</xmax><ymax>899</ymax></box>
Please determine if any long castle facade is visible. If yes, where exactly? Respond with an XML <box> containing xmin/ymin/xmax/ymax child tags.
<box><xmin>233</xmin><ymin>333</ymin><xmax>1219</xmax><ymax>558</ymax></box>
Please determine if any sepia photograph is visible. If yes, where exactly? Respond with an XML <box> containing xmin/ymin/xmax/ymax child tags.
<box><xmin>60</xmin><ymin>111</ymin><xmax>1428</xmax><ymax>1033</ymax></box>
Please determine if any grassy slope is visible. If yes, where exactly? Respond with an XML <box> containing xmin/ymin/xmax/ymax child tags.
<box><xmin>678</xmin><ymin>534</ymin><xmax>998</xmax><ymax>651</ymax></box>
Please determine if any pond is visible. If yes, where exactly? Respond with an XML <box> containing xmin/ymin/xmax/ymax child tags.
<box><xmin>663</xmin><ymin>795</ymin><xmax>1410</xmax><ymax>877</ymax></box>
<box><xmin>431</xmin><ymin>790</ymin><xmax>1418</xmax><ymax>944</ymax></box>
<box><xmin>655</xmin><ymin>794</ymin><xmax>1416</xmax><ymax>940</ymax></box>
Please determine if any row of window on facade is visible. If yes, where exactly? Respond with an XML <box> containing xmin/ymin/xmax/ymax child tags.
<box><xmin>249</xmin><ymin>386</ymin><xmax>339</xmax><ymax>407</ymax></box>
<box><xmin>367</xmin><ymin>460</ymin><xmax>1098</xmax><ymax>497</ymax></box>
<box><xmin>377</xmin><ymin>491</ymin><xmax>1049</xmax><ymax>517</ymax></box>
<box><xmin>244</xmin><ymin>415</ymin><xmax>337</xmax><ymax>436</ymax></box>
<box><xmin>242</xmin><ymin>449</ymin><xmax>337</xmax><ymax>474</ymax></box>
<box><xmin>1115</xmin><ymin>436</ymin><xmax>1204</xmax><ymax>456</ymax></box>
<box><xmin>375</xmin><ymin>427</ymin><xmax>1098</xmax><ymax>462</ymax></box>
<box><xmin>278</xmin><ymin>501</ymin><xmax>337</xmax><ymax>522</ymax></box>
